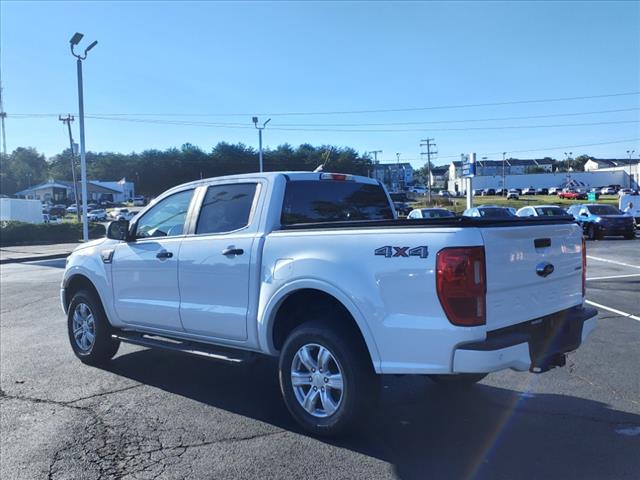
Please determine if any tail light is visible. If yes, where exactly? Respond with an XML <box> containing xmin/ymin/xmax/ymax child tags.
<box><xmin>582</xmin><ymin>236</ymin><xmax>586</xmax><ymax>298</ymax></box>
<box><xmin>436</xmin><ymin>247</ymin><xmax>486</xmax><ymax>326</ymax></box>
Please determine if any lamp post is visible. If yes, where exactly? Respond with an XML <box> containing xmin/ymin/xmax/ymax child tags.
<box><xmin>627</xmin><ymin>150</ymin><xmax>636</xmax><ymax>189</ymax></box>
<box><xmin>252</xmin><ymin>117</ymin><xmax>271</xmax><ymax>172</ymax></box>
<box><xmin>502</xmin><ymin>152</ymin><xmax>507</xmax><ymax>195</ymax></box>
<box><xmin>70</xmin><ymin>32</ymin><xmax>98</xmax><ymax>241</ymax></box>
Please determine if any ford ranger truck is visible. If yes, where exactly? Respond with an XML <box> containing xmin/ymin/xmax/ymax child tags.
<box><xmin>61</xmin><ymin>172</ymin><xmax>597</xmax><ymax>435</ymax></box>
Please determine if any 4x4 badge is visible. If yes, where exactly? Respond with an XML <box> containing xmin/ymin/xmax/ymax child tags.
<box><xmin>375</xmin><ymin>246</ymin><xmax>429</xmax><ymax>259</ymax></box>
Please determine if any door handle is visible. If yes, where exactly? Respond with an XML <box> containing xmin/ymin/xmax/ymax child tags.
<box><xmin>156</xmin><ymin>250</ymin><xmax>173</xmax><ymax>259</ymax></box>
<box><xmin>221</xmin><ymin>247</ymin><xmax>244</xmax><ymax>256</ymax></box>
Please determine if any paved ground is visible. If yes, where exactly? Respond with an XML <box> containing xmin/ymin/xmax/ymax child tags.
<box><xmin>1</xmin><ymin>238</ymin><xmax>639</xmax><ymax>479</ymax></box>
<box><xmin>0</xmin><ymin>243</ymin><xmax>79</xmax><ymax>264</ymax></box>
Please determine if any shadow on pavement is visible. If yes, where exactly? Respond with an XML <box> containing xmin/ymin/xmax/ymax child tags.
<box><xmin>104</xmin><ymin>348</ymin><xmax>640</xmax><ymax>480</ymax></box>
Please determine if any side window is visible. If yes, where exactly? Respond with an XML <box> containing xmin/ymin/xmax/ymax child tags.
<box><xmin>196</xmin><ymin>183</ymin><xmax>257</xmax><ymax>234</ymax></box>
<box><xmin>135</xmin><ymin>189</ymin><xmax>194</xmax><ymax>239</ymax></box>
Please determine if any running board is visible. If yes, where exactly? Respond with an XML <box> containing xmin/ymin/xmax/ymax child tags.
<box><xmin>111</xmin><ymin>332</ymin><xmax>254</xmax><ymax>363</ymax></box>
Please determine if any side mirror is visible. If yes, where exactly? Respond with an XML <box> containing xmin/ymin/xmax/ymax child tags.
<box><xmin>107</xmin><ymin>220</ymin><xmax>130</xmax><ymax>241</ymax></box>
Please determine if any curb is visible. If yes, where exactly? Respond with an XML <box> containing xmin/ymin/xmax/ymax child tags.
<box><xmin>0</xmin><ymin>252</ymin><xmax>71</xmax><ymax>265</ymax></box>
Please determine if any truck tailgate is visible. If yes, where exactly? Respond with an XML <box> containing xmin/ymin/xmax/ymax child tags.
<box><xmin>481</xmin><ymin>223</ymin><xmax>583</xmax><ymax>331</ymax></box>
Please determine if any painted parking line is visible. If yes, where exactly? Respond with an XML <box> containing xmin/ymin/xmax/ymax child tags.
<box><xmin>586</xmin><ymin>256</ymin><xmax>640</xmax><ymax>270</ymax></box>
<box><xmin>587</xmin><ymin>273</ymin><xmax>640</xmax><ymax>281</ymax></box>
<box><xmin>585</xmin><ymin>300</ymin><xmax>640</xmax><ymax>322</ymax></box>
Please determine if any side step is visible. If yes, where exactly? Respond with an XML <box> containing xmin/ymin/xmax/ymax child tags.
<box><xmin>111</xmin><ymin>332</ymin><xmax>256</xmax><ymax>364</ymax></box>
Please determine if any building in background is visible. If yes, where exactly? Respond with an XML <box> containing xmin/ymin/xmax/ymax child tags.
<box><xmin>371</xmin><ymin>162</ymin><xmax>413</xmax><ymax>192</ymax></box>
<box><xmin>584</xmin><ymin>158</ymin><xmax>639</xmax><ymax>188</ymax></box>
<box><xmin>429</xmin><ymin>165</ymin><xmax>449</xmax><ymax>189</ymax></box>
<box><xmin>15</xmin><ymin>178</ymin><xmax>135</xmax><ymax>203</ymax></box>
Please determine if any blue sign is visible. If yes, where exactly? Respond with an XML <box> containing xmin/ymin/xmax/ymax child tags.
<box><xmin>461</xmin><ymin>156</ymin><xmax>476</xmax><ymax>178</ymax></box>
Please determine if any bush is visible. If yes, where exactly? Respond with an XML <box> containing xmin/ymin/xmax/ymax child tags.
<box><xmin>0</xmin><ymin>221</ymin><xmax>106</xmax><ymax>246</ymax></box>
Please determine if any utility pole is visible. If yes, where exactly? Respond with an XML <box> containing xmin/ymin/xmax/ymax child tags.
<box><xmin>369</xmin><ymin>150</ymin><xmax>382</xmax><ymax>163</ymax></box>
<box><xmin>59</xmin><ymin>115</ymin><xmax>81</xmax><ymax>221</ymax></box>
<box><xmin>420</xmin><ymin>138</ymin><xmax>437</xmax><ymax>204</ymax></box>
<box><xmin>627</xmin><ymin>150</ymin><xmax>636</xmax><ymax>189</ymax></box>
<box><xmin>0</xmin><ymin>77</ymin><xmax>7</xmax><ymax>157</ymax></box>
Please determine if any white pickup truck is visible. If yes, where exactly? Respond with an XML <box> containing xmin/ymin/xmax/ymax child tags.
<box><xmin>61</xmin><ymin>172</ymin><xmax>597</xmax><ymax>435</ymax></box>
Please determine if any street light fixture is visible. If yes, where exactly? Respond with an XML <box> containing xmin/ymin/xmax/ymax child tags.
<box><xmin>253</xmin><ymin>117</ymin><xmax>271</xmax><ymax>172</ymax></box>
<box><xmin>69</xmin><ymin>32</ymin><xmax>97</xmax><ymax>241</ymax></box>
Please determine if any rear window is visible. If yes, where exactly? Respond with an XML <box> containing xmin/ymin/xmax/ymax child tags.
<box><xmin>281</xmin><ymin>180</ymin><xmax>394</xmax><ymax>225</ymax></box>
<box><xmin>478</xmin><ymin>208</ymin><xmax>514</xmax><ymax>218</ymax></box>
<box><xmin>534</xmin><ymin>207</ymin><xmax>566</xmax><ymax>216</ymax></box>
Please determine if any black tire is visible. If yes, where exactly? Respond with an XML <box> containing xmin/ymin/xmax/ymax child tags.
<box><xmin>67</xmin><ymin>289</ymin><xmax>120</xmax><ymax>366</ymax></box>
<box><xmin>429</xmin><ymin>373</ymin><xmax>488</xmax><ymax>387</ymax></box>
<box><xmin>278</xmin><ymin>319</ymin><xmax>375</xmax><ymax>436</ymax></box>
<box><xmin>624</xmin><ymin>232</ymin><xmax>635</xmax><ymax>240</ymax></box>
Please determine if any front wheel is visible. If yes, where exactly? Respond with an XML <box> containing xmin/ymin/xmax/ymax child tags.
<box><xmin>278</xmin><ymin>321</ymin><xmax>374</xmax><ymax>436</ymax></box>
<box><xmin>67</xmin><ymin>289</ymin><xmax>120</xmax><ymax>365</ymax></box>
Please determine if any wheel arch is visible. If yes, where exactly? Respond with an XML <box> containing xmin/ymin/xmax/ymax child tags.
<box><xmin>64</xmin><ymin>273</ymin><xmax>102</xmax><ymax>314</ymax></box>
<box><xmin>260</xmin><ymin>280</ymin><xmax>381</xmax><ymax>372</ymax></box>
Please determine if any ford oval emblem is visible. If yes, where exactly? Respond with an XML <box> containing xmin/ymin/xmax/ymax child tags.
<box><xmin>536</xmin><ymin>262</ymin><xmax>555</xmax><ymax>278</ymax></box>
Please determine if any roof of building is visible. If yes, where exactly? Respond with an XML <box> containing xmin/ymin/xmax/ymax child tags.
<box><xmin>15</xmin><ymin>179</ymin><xmax>121</xmax><ymax>196</ymax></box>
<box><xmin>372</xmin><ymin>162</ymin><xmax>414</xmax><ymax>169</ymax></box>
<box><xmin>587</xmin><ymin>158</ymin><xmax>640</xmax><ymax>167</ymax></box>
<box><xmin>430</xmin><ymin>165</ymin><xmax>449</xmax><ymax>175</ymax></box>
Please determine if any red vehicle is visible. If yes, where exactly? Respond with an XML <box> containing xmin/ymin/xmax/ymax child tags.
<box><xmin>558</xmin><ymin>189</ymin><xmax>587</xmax><ymax>200</ymax></box>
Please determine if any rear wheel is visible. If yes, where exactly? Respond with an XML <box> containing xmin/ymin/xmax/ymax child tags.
<box><xmin>67</xmin><ymin>289</ymin><xmax>120</xmax><ymax>365</ymax></box>
<box><xmin>429</xmin><ymin>373</ymin><xmax>488</xmax><ymax>387</ymax></box>
<box><xmin>279</xmin><ymin>320</ymin><xmax>375</xmax><ymax>436</ymax></box>
<box><xmin>624</xmin><ymin>232</ymin><xmax>635</xmax><ymax>240</ymax></box>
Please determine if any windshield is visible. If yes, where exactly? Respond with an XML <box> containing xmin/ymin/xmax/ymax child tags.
<box><xmin>534</xmin><ymin>207</ymin><xmax>566</xmax><ymax>216</ymax></box>
<box><xmin>587</xmin><ymin>205</ymin><xmax>621</xmax><ymax>215</ymax></box>
<box><xmin>479</xmin><ymin>208</ymin><xmax>514</xmax><ymax>218</ymax></box>
<box><xmin>422</xmin><ymin>209</ymin><xmax>454</xmax><ymax>218</ymax></box>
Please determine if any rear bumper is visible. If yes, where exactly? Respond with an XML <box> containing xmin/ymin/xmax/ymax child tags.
<box><xmin>453</xmin><ymin>305</ymin><xmax>598</xmax><ymax>374</ymax></box>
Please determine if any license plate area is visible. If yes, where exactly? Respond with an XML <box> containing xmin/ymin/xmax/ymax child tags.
<box><xmin>528</xmin><ymin>314</ymin><xmax>583</xmax><ymax>372</ymax></box>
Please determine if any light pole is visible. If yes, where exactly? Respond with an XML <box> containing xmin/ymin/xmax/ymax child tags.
<box><xmin>70</xmin><ymin>32</ymin><xmax>98</xmax><ymax>241</ymax></box>
<box><xmin>502</xmin><ymin>152</ymin><xmax>507</xmax><ymax>195</ymax></box>
<box><xmin>252</xmin><ymin>117</ymin><xmax>271</xmax><ymax>172</ymax></box>
<box><xmin>627</xmin><ymin>150</ymin><xmax>635</xmax><ymax>189</ymax></box>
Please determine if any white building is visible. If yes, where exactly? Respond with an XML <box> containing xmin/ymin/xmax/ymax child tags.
<box><xmin>15</xmin><ymin>179</ymin><xmax>135</xmax><ymax>203</ymax></box>
<box><xmin>371</xmin><ymin>163</ymin><xmax>413</xmax><ymax>192</ymax></box>
<box><xmin>584</xmin><ymin>158</ymin><xmax>638</xmax><ymax>189</ymax></box>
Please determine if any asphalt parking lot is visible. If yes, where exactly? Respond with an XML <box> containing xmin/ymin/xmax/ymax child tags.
<box><xmin>1</xmin><ymin>237</ymin><xmax>639</xmax><ymax>480</ymax></box>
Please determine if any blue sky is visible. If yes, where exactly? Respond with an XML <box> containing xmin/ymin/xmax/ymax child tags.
<box><xmin>1</xmin><ymin>0</ymin><xmax>639</xmax><ymax>168</ymax></box>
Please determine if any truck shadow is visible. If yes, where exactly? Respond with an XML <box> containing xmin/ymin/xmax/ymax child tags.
<box><xmin>104</xmin><ymin>348</ymin><xmax>640</xmax><ymax>480</ymax></box>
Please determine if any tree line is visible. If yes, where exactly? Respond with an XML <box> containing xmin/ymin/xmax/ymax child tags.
<box><xmin>0</xmin><ymin>142</ymin><xmax>374</xmax><ymax>197</ymax></box>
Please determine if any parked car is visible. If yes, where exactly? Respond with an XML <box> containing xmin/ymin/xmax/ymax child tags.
<box><xmin>472</xmin><ymin>189</ymin><xmax>484</xmax><ymax>196</ymax></box>
<box><xmin>482</xmin><ymin>188</ymin><xmax>496</xmax><ymax>196</ymax></box>
<box><xmin>618</xmin><ymin>188</ymin><xmax>635</xmax><ymax>196</ymax></box>
<box><xmin>61</xmin><ymin>171</ymin><xmax>597</xmax><ymax>435</ymax></box>
<box><xmin>87</xmin><ymin>209</ymin><xmax>108</xmax><ymax>222</ymax></box>
<box><xmin>66</xmin><ymin>204</ymin><xmax>78</xmax><ymax>214</ymax></box>
<box><xmin>494</xmin><ymin>188</ymin><xmax>505</xmax><ymax>196</ymax></box>
<box><xmin>522</xmin><ymin>187</ymin><xmax>536</xmax><ymax>195</ymax></box>
<box><xmin>132</xmin><ymin>196</ymin><xmax>146</xmax><ymax>206</ymax></box>
<box><xmin>407</xmin><ymin>208</ymin><xmax>456</xmax><ymax>219</ymax></box>
<box><xmin>438</xmin><ymin>190</ymin><xmax>450</xmax><ymax>197</ymax></box>
<box><xmin>600</xmin><ymin>187</ymin><xmax>617</xmax><ymax>195</ymax></box>
<box><xmin>87</xmin><ymin>203</ymin><xmax>98</xmax><ymax>212</ymax></box>
<box><xmin>536</xmin><ymin>188</ymin><xmax>549</xmax><ymax>195</ymax></box>
<box><xmin>567</xmin><ymin>203</ymin><xmax>635</xmax><ymax>240</ymax></box>
<box><xmin>109</xmin><ymin>208</ymin><xmax>135</xmax><ymax>221</ymax></box>
<box><xmin>49</xmin><ymin>206</ymin><xmax>67</xmax><ymax>217</ymax></box>
<box><xmin>43</xmin><ymin>213</ymin><xmax>51</xmax><ymax>223</ymax></box>
<box><xmin>558</xmin><ymin>189</ymin><xmax>587</xmax><ymax>200</ymax></box>
<box><xmin>548</xmin><ymin>187</ymin><xmax>560</xmax><ymax>195</ymax></box>
<box><xmin>516</xmin><ymin>205</ymin><xmax>569</xmax><ymax>217</ymax></box>
<box><xmin>506</xmin><ymin>189</ymin><xmax>520</xmax><ymax>200</ymax></box>
<box><xmin>462</xmin><ymin>205</ymin><xmax>516</xmax><ymax>218</ymax></box>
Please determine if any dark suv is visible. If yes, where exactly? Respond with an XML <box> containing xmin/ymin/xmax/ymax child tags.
<box><xmin>567</xmin><ymin>204</ymin><xmax>635</xmax><ymax>240</ymax></box>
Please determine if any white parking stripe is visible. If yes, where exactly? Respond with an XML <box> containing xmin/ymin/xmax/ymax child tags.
<box><xmin>586</xmin><ymin>300</ymin><xmax>640</xmax><ymax>322</ymax></box>
<box><xmin>587</xmin><ymin>273</ymin><xmax>640</xmax><ymax>281</ymax></box>
<box><xmin>586</xmin><ymin>256</ymin><xmax>640</xmax><ymax>270</ymax></box>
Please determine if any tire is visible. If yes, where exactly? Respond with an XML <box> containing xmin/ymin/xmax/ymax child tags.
<box><xmin>624</xmin><ymin>232</ymin><xmax>635</xmax><ymax>240</ymax></box>
<box><xmin>67</xmin><ymin>289</ymin><xmax>120</xmax><ymax>366</ymax></box>
<box><xmin>278</xmin><ymin>319</ymin><xmax>375</xmax><ymax>436</ymax></box>
<box><xmin>429</xmin><ymin>373</ymin><xmax>488</xmax><ymax>387</ymax></box>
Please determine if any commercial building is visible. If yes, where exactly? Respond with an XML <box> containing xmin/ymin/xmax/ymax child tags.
<box><xmin>584</xmin><ymin>158</ymin><xmax>639</xmax><ymax>188</ymax></box>
<box><xmin>371</xmin><ymin>162</ymin><xmax>414</xmax><ymax>192</ymax></box>
<box><xmin>15</xmin><ymin>178</ymin><xmax>135</xmax><ymax>203</ymax></box>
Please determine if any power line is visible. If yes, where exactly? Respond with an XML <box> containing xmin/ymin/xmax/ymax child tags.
<box><xmin>6</xmin><ymin>91</ymin><xmax>640</xmax><ymax>118</ymax></box>
<box><xmin>79</xmin><ymin>116</ymin><xmax>640</xmax><ymax>133</ymax></box>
